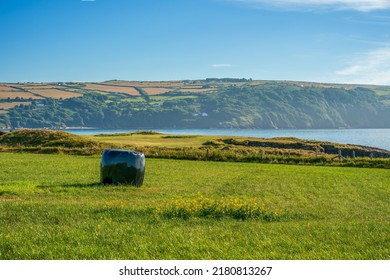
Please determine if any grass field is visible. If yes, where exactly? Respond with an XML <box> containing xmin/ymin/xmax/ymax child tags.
<box><xmin>0</xmin><ymin>152</ymin><xmax>389</xmax><ymax>260</ymax></box>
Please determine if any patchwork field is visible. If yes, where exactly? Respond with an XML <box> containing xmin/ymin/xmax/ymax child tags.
<box><xmin>141</xmin><ymin>87</ymin><xmax>174</xmax><ymax>95</ymax></box>
<box><xmin>0</xmin><ymin>98</ymin><xmax>31</xmax><ymax>115</ymax></box>
<box><xmin>0</xmin><ymin>102</ymin><xmax>32</xmax><ymax>110</ymax></box>
<box><xmin>0</xmin><ymin>91</ymin><xmax>42</xmax><ymax>100</ymax></box>
<box><xmin>0</xmin><ymin>152</ymin><xmax>388</xmax><ymax>259</ymax></box>
<box><xmin>27</xmin><ymin>89</ymin><xmax>82</xmax><ymax>99</ymax></box>
<box><xmin>1</xmin><ymin>79</ymin><xmax>389</xmax><ymax>130</ymax></box>
<box><xmin>83</xmin><ymin>83</ymin><xmax>140</xmax><ymax>95</ymax></box>
<box><xmin>178</xmin><ymin>88</ymin><xmax>217</xmax><ymax>93</ymax></box>
<box><xmin>0</xmin><ymin>85</ymin><xmax>14</xmax><ymax>91</ymax></box>
<box><xmin>2</xmin><ymin>79</ymin><xmax>389</xmax><ymax>103</ymax></box>
<box><xmin>117</xmin><ymin>81</ymin><xmax>185</xmax><ymax>87</ymax></box>
<box><xmin>17</xmin><ymin>85</ymin><xmax>63</xmax><ymax>90</ymax></box>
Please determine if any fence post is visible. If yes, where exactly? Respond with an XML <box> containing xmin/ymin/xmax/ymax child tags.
<box><xmin>332</xmin><ymin>149</ymin><xmax>345</xmax><ymax>162</ymax></box>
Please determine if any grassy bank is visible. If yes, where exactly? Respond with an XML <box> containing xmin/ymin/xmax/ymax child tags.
<box><xmin>1</xmin><ymin>129</ymin><xmax>389</xmax><ymax>168</ymax></box>
<box><xmin>0</xmin><ymin>153</ymin><xmax>389</xmax><ymax>259</ymax></box>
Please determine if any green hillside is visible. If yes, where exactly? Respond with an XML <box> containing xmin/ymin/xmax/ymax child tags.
<box><xmin>1</xmin><ymin>79</ymin><xmax>389</xmax><ymax>129</ymax></box>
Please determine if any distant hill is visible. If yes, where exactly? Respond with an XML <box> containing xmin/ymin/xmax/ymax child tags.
<box><xmin>0</xmin><ymin>79</ymin><xmax>389</xmax><ymax>129</ymax></box>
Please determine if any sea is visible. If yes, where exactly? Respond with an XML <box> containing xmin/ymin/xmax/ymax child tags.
<box><xmin>64</xmin><ymin>128</ymin><xmax>390</xmax><ymax>151</ymax></box>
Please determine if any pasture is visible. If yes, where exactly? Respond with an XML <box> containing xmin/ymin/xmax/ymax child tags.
<box><xmin>0</xmin><ymin>153</ymin><xmax>389</xmax><ymax>259</ymax></box>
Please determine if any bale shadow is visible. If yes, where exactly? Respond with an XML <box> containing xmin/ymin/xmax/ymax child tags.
<box><xmin>37</xmin><ymin>182</ymin><xmax>103</xmax><ymax>190</ymax></box>
<box><xmin>36</xmin><ymin>182</ymin><xmax>142</xmax><ymax>190</ymax></box>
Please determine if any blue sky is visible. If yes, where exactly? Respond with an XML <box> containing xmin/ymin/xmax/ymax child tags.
<box><xmin>1</xmin><ymin>0</ymin><xmax>390</xmax><ymax>84</ymax></box>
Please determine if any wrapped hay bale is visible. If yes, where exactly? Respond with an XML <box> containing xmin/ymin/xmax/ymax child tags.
<box><xmin>100</xmin><ymin>149</ymin><xmax>145</xmax><ymax>187</ymax></box>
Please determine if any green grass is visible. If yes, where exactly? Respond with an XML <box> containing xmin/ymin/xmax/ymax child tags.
<box><xmin>0</xmin><ymin>153</ymin><xmax>389</xmax><ymax>259</ymax></box>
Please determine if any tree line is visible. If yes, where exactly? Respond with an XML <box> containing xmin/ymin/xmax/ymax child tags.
<box><xmin>1</xmin><ymin>84</ymin><xmax>389</xmax><ymax>129</ymax></box>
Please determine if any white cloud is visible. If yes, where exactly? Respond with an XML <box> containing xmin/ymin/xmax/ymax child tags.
<box><xmin>210</xmin><ymin>64</ymin><xmax>232</xmax><ymax>68</ymax></box>
<box><xmin>336</xmin><ymin>47</ymin><xmax>390</xmax><ymax>85</ymax></box>
<box><xmin>345</xmin><ymin>15</ymin><xmax>390</xmax><ymax>25</ymax></box>
<box><xmin>228</xmin><ymin>0</ymin><xmax>390</xmax><ymax>12</ymax></box>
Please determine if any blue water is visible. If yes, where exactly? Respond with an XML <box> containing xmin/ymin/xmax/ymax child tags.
<box><xmin>65</xmin><ymin>128</ymin><xmax>390</xmax><ymax>151</ymax></box>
